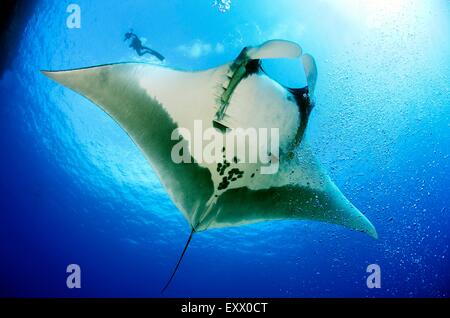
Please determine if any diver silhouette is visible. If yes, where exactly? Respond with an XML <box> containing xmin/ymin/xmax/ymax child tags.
<box><xmin>124</xmin><ymin>32</ymin><xmax>165</xmax><ymax>61</ymax></box>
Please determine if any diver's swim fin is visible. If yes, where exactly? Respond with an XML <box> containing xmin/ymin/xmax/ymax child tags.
<box><xmin>149</xmin><ymin>49</ymin><xmax>165</xmax><ymax>62</ymax></box>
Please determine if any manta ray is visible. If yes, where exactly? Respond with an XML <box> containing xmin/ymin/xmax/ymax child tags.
<box><xmin>42</xmin><ymin>40</ymin><xmax>377</xmax><ymax>291</ymax></box>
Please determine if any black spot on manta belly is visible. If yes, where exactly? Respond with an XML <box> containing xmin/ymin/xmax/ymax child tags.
<box><xmin>216</xmin><ymin>164</ymin><xmax>246</xmax><ymax>191</ymax></box>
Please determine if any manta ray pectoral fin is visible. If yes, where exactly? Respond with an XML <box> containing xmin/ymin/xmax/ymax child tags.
<box><xmin>42</xmin><ymin>64</ymin><xmax>215</xmax><ymax>229</ymax></box>
<box><xmin>200</xmin><ymin>147</ymin><xmax>377</xmax><ymax>239</ymax></box>
<box><xmin>205</xmin><ymin>180</ymin><xmax>378</xmax><ymax>239</ymax></box>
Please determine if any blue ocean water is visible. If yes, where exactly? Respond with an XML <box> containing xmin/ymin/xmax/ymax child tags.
<box><xmin>0</xmin><ymin>0</ymin><xmax>449</xmax><ymax>297</ymax></box>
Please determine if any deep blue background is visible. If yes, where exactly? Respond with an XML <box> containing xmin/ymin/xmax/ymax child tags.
<box><xmin>0</xmin><ymin>0</ymin><xmax>449</xmax><ymax>297</ymax></box>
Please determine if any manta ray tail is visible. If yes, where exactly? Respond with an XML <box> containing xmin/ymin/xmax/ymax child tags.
<box><xmin>161</xmin><ymin>229</ymin><xmax>195</xmax><ymax>293</ymax></box>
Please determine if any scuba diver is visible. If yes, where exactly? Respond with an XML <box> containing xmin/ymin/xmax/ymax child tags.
<box><xmin>124</xmin><ymin>31</ymin><xmax>165</xmax><ymax>61</ymax></box>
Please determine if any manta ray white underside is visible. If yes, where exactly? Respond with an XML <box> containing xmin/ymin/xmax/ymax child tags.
<box><xmin>42</xmin><ymin>40</ymin><xmax>377</xmax><ymax>240</ymax></box>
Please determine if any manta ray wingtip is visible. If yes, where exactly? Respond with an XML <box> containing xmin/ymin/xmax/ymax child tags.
<box><xmin>40</xmin><ymin>69</ymin><xmax>56</xmax><ymax>74</ymax></box>
<box><xmin>40</xmin><ymin>70</ymin><xmax>59</xmax><ymax>80</ymax></box>
<box><xmin>368</xmin><ymin>226</ymin><xmax>378</xmax><ymax>239</ymax></box>
<box><xmin>360</xmin><ymin>218</ymin><xmax>378</xmax><ymax>239</ymax></box>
